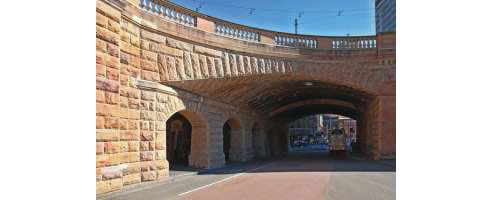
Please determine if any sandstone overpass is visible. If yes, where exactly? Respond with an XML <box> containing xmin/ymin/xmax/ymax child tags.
<box><xmin>96</xmin><ymin>0</ymin><xmax>395</xmax><ymax>194</ymax></box>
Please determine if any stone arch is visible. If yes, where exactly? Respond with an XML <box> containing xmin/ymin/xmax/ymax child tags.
<box><xmin>164</xmin><ymin>108</ymin><xmax>209</xmax><ymax>168</ymax></box>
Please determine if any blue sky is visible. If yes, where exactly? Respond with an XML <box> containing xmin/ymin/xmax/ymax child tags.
<box><xmin>171</xmin><ymin>0</ymin><xmax>376</xmax><ymax>36</ymax></box>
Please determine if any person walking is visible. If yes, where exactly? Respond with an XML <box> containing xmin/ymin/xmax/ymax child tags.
<box><xmin>346</xmin><ymin>128</ymin><xmax>354</xmax><ymax>153</ymax></box>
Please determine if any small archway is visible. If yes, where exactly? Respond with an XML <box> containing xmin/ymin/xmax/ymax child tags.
<box><xmin>165</xmin><ymin>109</ymin><xmax>209</xmax><ymax>168</ymax></box>
<box><xmin>166</xmin><ymin>113</ymin><xmax>191</xmax><ymax>166</ymax></box>
<box><xmin>223</xmin><ymin>118</ymin><xmax>241</xmax><ymax>162</ymax></box>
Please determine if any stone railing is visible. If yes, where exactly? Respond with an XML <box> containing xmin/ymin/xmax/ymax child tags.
<box><xmin>133</xmin><ymin>0</ymin><xmax>392</xmax><ymax>50</ymax></box>
<box><xmin>274</xmin><ymin>34</ymin><xmax>318</xmax><ymax>48</ymax></box>
<box><xmin>139</xmin><ymin>0</ymin><xmax>196</xmax><ymax>27</ymax></box>
<box><xmin>331</xmin><ymin>37</ymin><xmax>377</xmax><ymax>49</ymax></box>
<box><xmin>214</xmin><ymin>23</ymin><xmax>260</xmax><ymax>42</ymax></box>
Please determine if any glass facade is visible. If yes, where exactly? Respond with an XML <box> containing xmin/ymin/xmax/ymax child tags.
<box><xmin>376</xmin><ymin>0</ymin><xmax>396</xmax><ymax>33</ymax></box>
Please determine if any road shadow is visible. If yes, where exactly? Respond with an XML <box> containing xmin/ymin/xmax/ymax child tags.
<box><xmin>195</xmin><ymin>151</ymin><xmax>395</xmax><ymax>176</ymax></box>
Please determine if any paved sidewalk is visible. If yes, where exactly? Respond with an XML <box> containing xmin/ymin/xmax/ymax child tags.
<box><xmin>97</xmin><ymin>158</ymin><xmax>277</xmax><ymax>200</ymax></box>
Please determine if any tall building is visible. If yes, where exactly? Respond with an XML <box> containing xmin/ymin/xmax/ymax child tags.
<box><xmin>375</xmin><ymin>0</ymin><xmax>396</xmax><ymax>33</ymax></box>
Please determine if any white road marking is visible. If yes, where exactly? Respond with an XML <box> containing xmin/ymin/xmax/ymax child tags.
<box><xmin>177</xmin><ymin>162</ymin><xmax>275</xmax><ymax>196</ymax></box>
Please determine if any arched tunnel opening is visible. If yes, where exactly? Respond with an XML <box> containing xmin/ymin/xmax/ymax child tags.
<box><xmin>166</xmin><ymin>79</ymin><xmax>386</xmax><ymax>162</ymax></box>
<box><xmin>286</xmin><ymin>113</ymin><xmax>358</xmax><ymax>155</ymax></box>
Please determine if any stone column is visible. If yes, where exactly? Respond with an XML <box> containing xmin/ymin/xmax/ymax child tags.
<box><xmin>363</xmin><ymin>95</ymin><xmax>396</xmax><ymax>160</ymax></box>
<box><xmin>379</xmin><ymin>95</ymin><xmax>396</xmax><ymax>158</ymax></box>
<box><xmin>188</xmin><ymin>124</ymin><xmax>210</xmax><ymax>168</ymax></box>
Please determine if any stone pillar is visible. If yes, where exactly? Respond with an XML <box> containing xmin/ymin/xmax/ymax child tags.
<box><xmin>207</xmin><ymin>120</ymin><xmax>226</xmax><ymax>168</ymax></box>
<box><xmin>379</xmin><ymin>96</ymin><xmax>396</xmax><ymax>158</ymax></box>
<box><xmin>229</xmin><ymin>126</ymin><xmax>246</xmax><ymax>161</ymax></box>
<box><xmin>188</xmin><ymin>124</ymin><xmax>210</xmax><ymax>168</ymax></box>
<box><xmin>362</xmin><ymin>95</ymin><xmax>396</xmax><ymax>160</ymax></box>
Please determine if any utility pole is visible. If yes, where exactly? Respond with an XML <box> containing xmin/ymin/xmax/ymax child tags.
<box><xmin>295</xmin><ymin>18</ymin><xmax>298</xmax><ymax>34</ymax></box>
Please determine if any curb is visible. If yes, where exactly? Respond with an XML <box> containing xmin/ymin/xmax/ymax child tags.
<box><xmin>349</xmin><ymin>154</ymin><xmax>396</xmax><ymax>168</ymax></box>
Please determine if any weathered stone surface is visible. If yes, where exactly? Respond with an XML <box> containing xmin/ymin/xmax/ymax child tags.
<box><xmin>157</xmin><ymin>54</ymin><xmax>169</xmax><ymax>81</ymax></box>
<box><xmin>140</xmin><ymin>131</ymin><xmax>154</xmax><ymax>141</ymax></box>
<box><xmin>120</xmin><ymin>130</ymin><xmax>139</xmax><ymax>141</ymax></box>
<box><xmin>96</xmin><ymin>0</ymin><xmax>120</xmax><ymax>22</ymax></box>
<box><xmin>141</xmin><ymin>59</ymin><xmax>157</xmax><ymax>72</ymax></box>
<box><xmin>141</xmin><ymin>30</ymin><xmax>165</xmax><ymax>43</ymax></box>
<box><xmin>183</xmin><ymin>52</ymin><xmax>194</xmax><ymax>79</ymax></box>
<box><xmin>97</xmin><ymin>154</ymin><xmax>109</xmax><ymax>168</ymax></box>
<box><xmin>96</xmin><ymin>26</ymin><xmax>119</xmax><ymax>45</ymax></box>
<box><xmin>229</xmin><ymin>53</ymin><xmax>238</xmax><ymax>76</ymax></box>
<box><xmin>176</xmin><ymin>58</ymin><xmax>186</xmax><ymax>80</ymax></box>
<box><xmin>96</xmin><ymin>142</ymin><xmax>104</xmax><ymax>155</ymax></box>
<box><xmin>167</xmin><ymin>56</ymin><xmax>177</xmax><ymax>80</ymax></box>
<box><xmin>139</xmin><ymin>141</ymin><xmax>149</xmax><ymax>151</ymax></box>
<box><xmin>128</xmin><ymin>141</ymin><xmax>140</xmax><ymax>152</ymax></box>
<box><xmin>166</xmin><ymin>38</ymin><xmax>192</xmax><ymax>51</ymax></box>
<box><xmin>199</xmin><ymin>55</ymin><xmax>209</xmax><ymax>78</ymax></box>
<box><xmin>96</xmin><ymin>12</ymin><xmax>108</xmax><ymax>28</ymax></box>
<box><xmin>96</xmin><ymin>129</ymin><xmax>119</xmax><ymax>142</ymax></box>
<box><xmin>96</xmin><ymin>77</ymin><xmax>119</xmax><ymax>93</ymax></box>
<box><xmin>141</xmin><ymin>171</ymin><xmax>157</xmax><ymax>182</ymax></box>
<box><xmin>206</xmin><ymin>56</ymin><xmax>217</xmax><ymax>78</ymax></box>
<box><xmin>104</xmin><ymin>117</ymin><xmax>119</xmax><ymax>129</ymax></box>
<box><xmin>140</xmin><ymin>152</ymin><xmax>154</xmax><ymax>161</ymax></box>
<box><xmin>123</xmin><ymin>173</ymin><xmax>141</xmax><ymax>185</ymax></box>
<box><xmin>141</xmin><ymin>91</ymin><xmax>155</xmax><ymax>101</ymax></box>
<box><xmin>102</xmin><ymin>165</ymin><xmax>126</xmax><ymax>180</ymax></box>
<box><xmin>237</xmin><ymin>55</ymin><xmax>245</xmax><ymax>74</ymax></box>
<box><xmin>194</xmin><ymin>46</ymin><xmax>222</xmax><ymax>57</ymax></box>
<box><xmin>141</xmin><ymin>49</ymin><xmax>157</xmax><ymax>62</ymax></box>
<box><xmin>157</xmin><ymin>44</ymin><xmax>183</xmax><ymax>57</ymax></box>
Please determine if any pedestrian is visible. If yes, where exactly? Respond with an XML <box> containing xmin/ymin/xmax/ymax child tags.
<box><xmin>346</xmin><ymin>128</ymin><xmax>353</xmax><ymax>153</ymax></box>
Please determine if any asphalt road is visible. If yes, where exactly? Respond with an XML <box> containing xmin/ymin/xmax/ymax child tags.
<box><xmin>100</xmin><ymin>152</ymin><xmax>395</xmax><ymax>200</ymax></box>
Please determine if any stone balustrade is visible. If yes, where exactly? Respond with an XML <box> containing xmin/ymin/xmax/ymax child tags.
<box><xmin>331</xmin><ymin>38</ymin><xmax>377</xmax><ymax>49</ymax></box>
<box><xmin>139</xmin><ymin>0</ymin><xmax>196</xmax><ymax>27</ymax></box>
<box><xmin>274</xmin><ymin>34</ymin><xmax>318</xmax><ymax>48</ymax></box>
<box><xmin>215</xmin><ymin>23</ymin><xmax>260</xmax><ymax>42</ymax></box>
<box><xmin>134</xmin><ymin>0</ymin><xmax>391</xmax><ymax>50</ymax></box>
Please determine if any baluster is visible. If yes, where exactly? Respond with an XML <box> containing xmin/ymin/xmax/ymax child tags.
<box><xmin>176</xmin><ymin>12</ymin><xmax>181</xmax><ymax>22</ymax></box>
<box><xmin>148</xmin><ymin>0</ymin><xmax>154</xmax><ymax>12</ymax></box>
<box><xmin>187</xmin><ymin>16</ymin><xmax>192</xmax><ymax>25</ymax></box>
<box><xmin>228</xmin><ymin>27</ymin><xmax>233</xmax><ymax>36</ymax></box>
<box><xmin>160</xmin><ymin>6</ymin><xmax>165</xmax><ymax>17</ymax></box>
<box><xmin>164</xmin><ymin>8</ymin><xmax>170</xmax><ymax>18</ymax></box>
<box><xmin>220</xmin><ymin>25</ymin><xmax>225</xmax><ymax>35</ymax></box>
<box><xmin>155</xmin><ymin>3</ymin><xmax>160</xmax><ymax>14</ymax></box>
<box><xmin>373</xmin><ymin>40</ymin><xmax>377</xmax><ymax>48</ymax></box>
